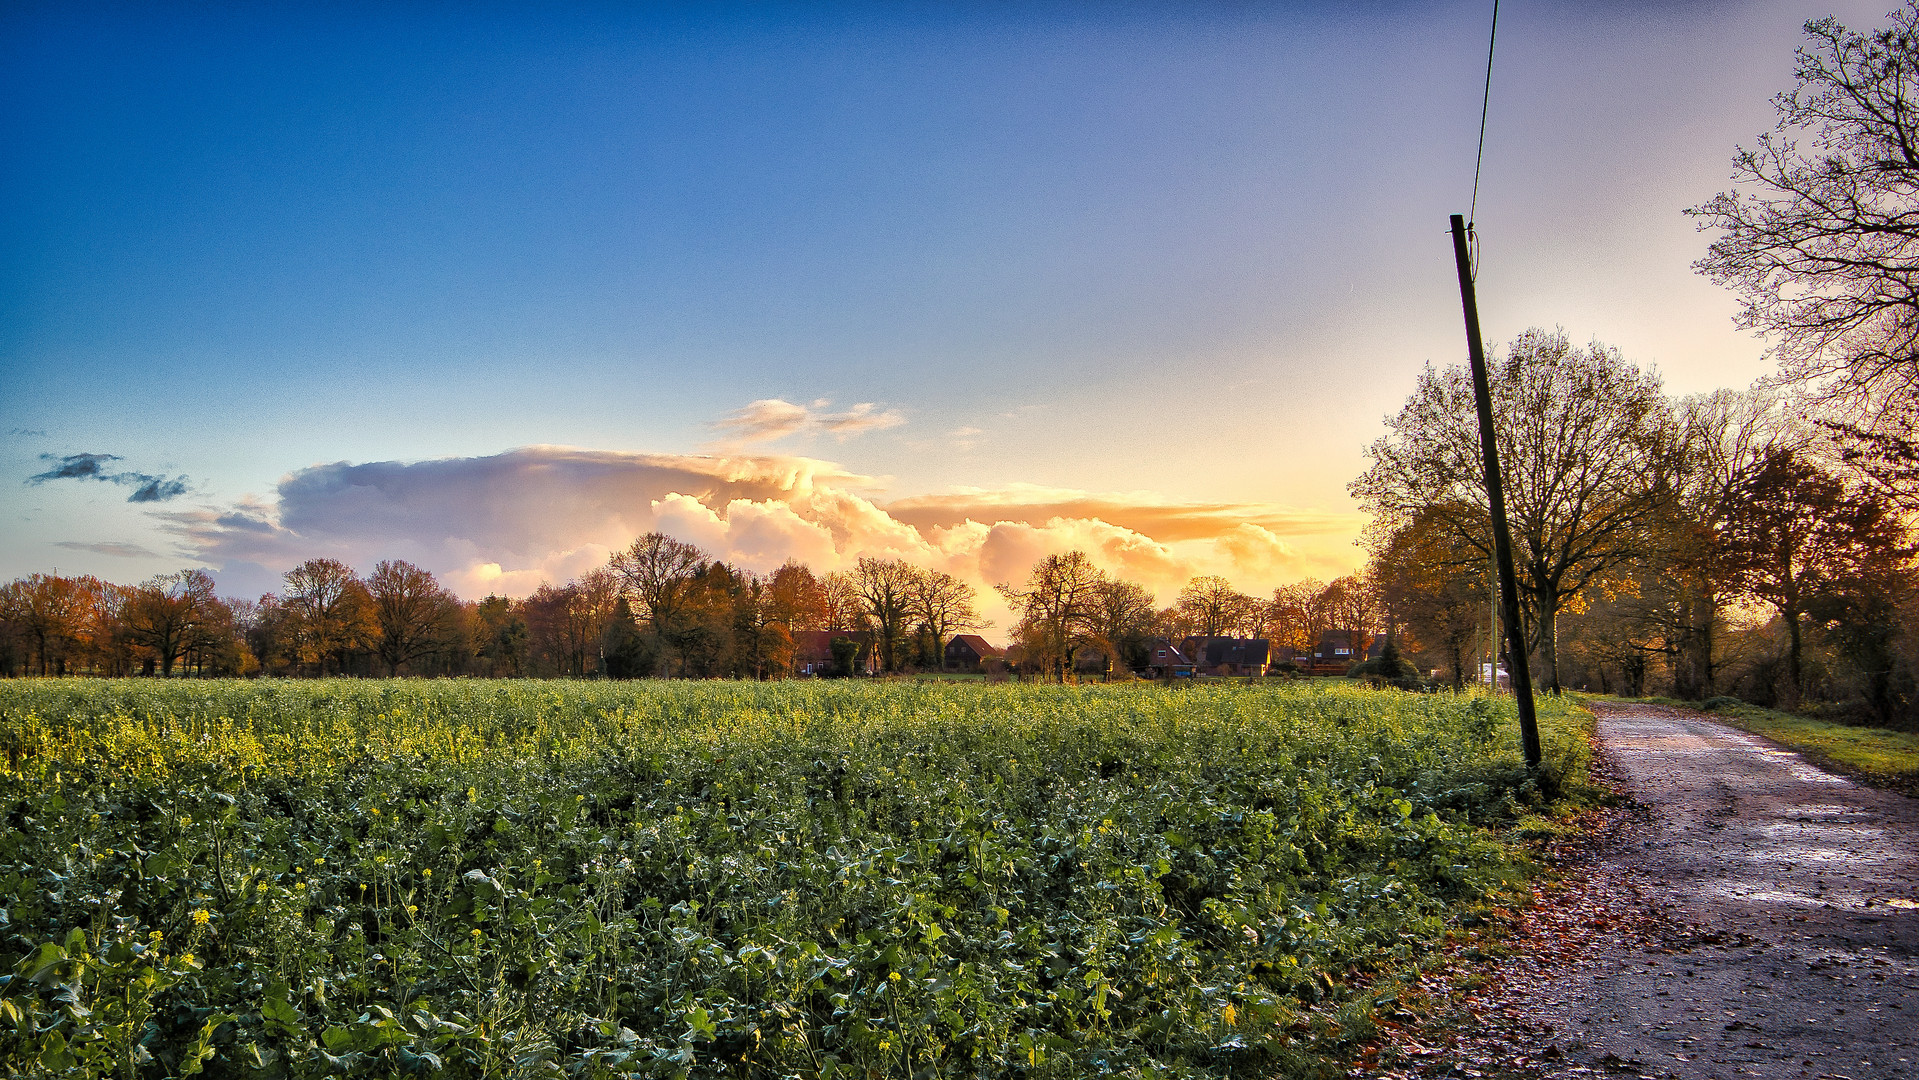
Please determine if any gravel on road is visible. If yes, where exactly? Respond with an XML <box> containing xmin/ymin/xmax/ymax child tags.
<box><xmin>1370</xmin><ymin>702</ymin><xmax>1919</xmax><ymax>1080</ymax></box>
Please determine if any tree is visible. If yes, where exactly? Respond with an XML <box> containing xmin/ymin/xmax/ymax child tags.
<box><xmin>1266</xmin><ymin>579</ymin><xmax>1331</xmax><ymax>656</ymax></box>
<box><xmin>1174</xmin><ymin>576</ymin><xmax>1256</xmax><ymax>638</ymax></box>
<box><xmin>609</xmin><ymin>533</ymin><xmax>708</xmax><ymax>674</ymax></box>
<box><xmin>366</xmin><ymin>560</ymin><xmax>457</xmax><ymax>676</ymax></box>
<box><xmin>767</xmin><ymin>560</ymin><xmax>829</xmax><ymax>633</ymax></box>
<box><xmin>2</xmin><ymin>574</ymin><xmax>94</xmax><ymax>675</ymax></box>
<box><xmin>1352</xmin><ymin>329</ymin><xmax>1672</xmax><ymax>692</ymax></box>
<box><xmin>849</xmin><ymin>558</ymin><xmax>920</xmax><ymax>673</ymax></box>
<box><xmin>1719</xmin><ymin>447</ymin><xmax>1910</xmax><ymax>704</ymax></box>
<box><xmin>997</xmin><ymin>552</ymin><xmax>1105</xmax><ymax>682</ymax></box>
<box><xmin>1372</xmin><ymin>508</ymin><xmax>1488</xmax><ymax>689</ymax></box>
<box><xmin>909</xmin><ymin>569</ymin><xmax>981</xmax><ymax>666</ymax></box>
<box><xmin>282</xmin><ymin>559</ymin><xmax>375</xmax><ymax>675</ymax></box>
<box><xmin>1691</xmin><ymin>6</ymin><xmax>1919</xmax><ymax>420</ymax></box>
<box><xmin>474</xmin><ymin>595</ymin><xmax>528</xmax><ymax>676</ymax></box>
<box><xmin>1319</xmin><ymin>575</ymin><xmax>1379</xmax><ymax>661</ymax></box>
<box><xmin>121</xmin><ymin>569</ymin><xmax>221</xmax><ymax>677</ymax></box>
<box><xmin>1089</xmin><ymin>578</ymin><xmax>1157</xmax><ymax>676</ymax></box>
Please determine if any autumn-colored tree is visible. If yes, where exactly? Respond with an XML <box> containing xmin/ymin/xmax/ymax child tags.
<box><xmin>1371</xmin><ymin>508</ymin><xmax>1488</xmax><ymax>689</ymax></box>
<box><xmin>1720</xmin><ymin>448</ymin><xmax>1911</xmax><ymax>704</ymax></box>
<box><xmin>2</xmin><ymin>573</ymin><xmax>108</xmax><ymax>675</ymax></box>
<box><xmin>1352</xmin><ymin>329</ymin><xmax>1672</xmax><ymax>692</ymax></box>
<box><xmin>366</xmin><ymin>560</ymin><xmax>459</xmax><ymax>676</ymax></box>
<box><xmin>1264</xmin><ymin>579</ymin><xmax>1330</xmax><ymax>655</ymax></box>
<box><xmin>121</xmin><ymin>569</ymin><xmax>222</xmax><ymax>677</ymax></box>
<box><xmin>282</xmin><ymin>558</ymin><xmax>375</xmax><ymax>675</ymax></box>
<box><xmin>767</xmin><ymin>560</ymin><xmax>829</xmax><ymax>633</ymax></box>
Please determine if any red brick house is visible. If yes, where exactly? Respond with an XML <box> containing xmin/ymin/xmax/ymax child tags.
<box><xmin>1141</xmin><ymin>637</ymin><xmax>1197</xmax><ymax>679</ymax></box>
<box><xmin>792</xmin><ymin>630</ymin><xmax>878</xmax><ymax>676</ymax></box>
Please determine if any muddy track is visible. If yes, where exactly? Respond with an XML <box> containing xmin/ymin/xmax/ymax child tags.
<box><xmin>1374</xmin><ymin>702</ymin><xmax>1919</xmax><ymax>1080</ymax></box>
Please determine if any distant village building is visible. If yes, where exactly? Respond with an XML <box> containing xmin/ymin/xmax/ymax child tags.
<box><xmin>1142</xmin><ymin>637</ymin><xmax>1197</xmax><ymax>679</ymax></box>
<box><xmin>792</xmin><ymin>631</ymin><xmax>879</xmax><ymax>676</ymax></box>
<box><xmin>1310</xmin><ymin>629</ymin><xmax>1365</xmax><ymax>673</ymax></box>
<box><xmin>1177</xmin><ymin>636</ymin><xmax>1273</xmax><ymax>676</ymax></box>
<box><xmin>943</xmin><ymin>634</ymin><xmax>1003</xmax><ymax>673</ymax></box>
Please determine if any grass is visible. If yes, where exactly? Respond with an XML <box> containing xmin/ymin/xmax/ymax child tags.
<box><xmin>0</xmin><ymin>678</ymin><xmax>1594</xmax><ymax>1079</ymax></box>
<box><xmin>1594</xmin><ymin>694</ymin><xmax>1919</xmax><ymax>797</ymax></box>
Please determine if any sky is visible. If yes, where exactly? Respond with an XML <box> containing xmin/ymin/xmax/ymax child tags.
<box><xmin>0</xmin><ymin>0</ymin><xmax>1893</xmax><ymax>629</ymax></box>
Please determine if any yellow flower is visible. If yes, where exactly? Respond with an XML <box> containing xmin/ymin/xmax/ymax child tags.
<box><xmin>368</xmin><ymin>807</ymin><xmax>380</xmax><ymax>817</ymax></box>
<box><xmin>422</xmin><ymin>868</ymin><xmax>432</xmax><ymax>877</ymax></box>
<box><xmin>191</xmin><ymin>909</ymin><xmax>210</xmax><ymax>926</ymax></box>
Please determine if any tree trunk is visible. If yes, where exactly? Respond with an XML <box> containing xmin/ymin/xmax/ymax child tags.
<box><xmin>1785</xmin><ymin>610</ymin><xmax>1804</xmax><ymax>707</ymax></box>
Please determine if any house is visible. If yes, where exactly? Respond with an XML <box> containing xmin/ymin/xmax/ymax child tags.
<box><xmin>1177</xmin><ymin>636</ymin><xmax>1273</xmax><ymax>676</ymax></box>
<box><xmin>1310</xmin><ymin>629</ymin><xmax>1365</xmax><ymax>673</ymax></box>
<box><xmin>1141</xmin><ymin>637</ymin><xmax>1197</xmax><ymax>679</ymax></box>
<box><xmin>792</xmin><ymin>630</ymin><xmax>878</xmax><ymax>676</ymax></box>
<box><xmin>943</xmin><ymin>634</ymin><xmax>1003</xmax><ymax>673</ymax></box>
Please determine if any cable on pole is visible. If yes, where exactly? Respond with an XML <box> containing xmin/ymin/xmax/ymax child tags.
<box><xmin>1467</xmin><ymin>0</ymin><xmax>1499</xmax><ymax>279</ymax></box>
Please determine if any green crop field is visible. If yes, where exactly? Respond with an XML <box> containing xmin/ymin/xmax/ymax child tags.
<box><xmin>0</xmin><ymin>680</ymin><xmax>1589</xmax><ymax>1079</ymax></box>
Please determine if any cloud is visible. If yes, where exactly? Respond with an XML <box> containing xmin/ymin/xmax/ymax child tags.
<box><xmin>29</xmin><ymin>452</ymin><xmax>192</xmax><ymax>502</ymax></box>
<box><xmin>55</xmin><ymin>540</ymin><xmax>159</xmax><ymax>558</ymax></box>
<box><xmin>160</xmin><ymin>445</ymin><xmax>1362</xmax><ymax>630</ymax></box>
<box><xmin>708</xmin><ymin>398</ymin><xmax>905</xmax><ymax>446</ymax></box>
<box><xmin>883</xmin><ymin>484</ymin><xmax>1360</xmax><ymax>542</ymax></box>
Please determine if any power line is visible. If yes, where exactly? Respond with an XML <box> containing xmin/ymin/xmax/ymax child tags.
<box><xmin>1468</xmin><ymin>0</ymin><xmax>1500</xmax><ymax>235</ymax></box>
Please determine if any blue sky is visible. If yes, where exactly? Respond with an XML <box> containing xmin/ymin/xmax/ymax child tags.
<box><xmin>0</xmin><ymin>0</ymin><xmax>1890</xmax><ymax>609</ymax></box>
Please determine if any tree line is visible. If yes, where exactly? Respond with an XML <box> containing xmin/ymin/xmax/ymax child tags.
<box><xmin>0</xmin><ymin>529</ymin><xmax>1393</xmax><ymax>682</ymax></box>
<box><xmin>1354</xmin><ymin>329</ymin><xmax>1914</xmax><ymax>726</ymax></box>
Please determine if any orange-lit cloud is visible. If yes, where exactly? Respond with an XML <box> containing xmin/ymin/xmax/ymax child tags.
<box><xmin>162</xmin><ymin>445</ymin><xmax>1362</xmax><ymax>629</ymax></box>
<box><xmin>708</xmin><ymin>398</ymin><xmax>906</xmax><ymax>446</ymax></box>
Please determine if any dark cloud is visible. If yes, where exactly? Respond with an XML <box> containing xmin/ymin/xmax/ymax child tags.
<box><xmin>127</xmin><ymin>476</ymin><xmax>190</xmax><ymax>502</ymax></box>
<box><xmin>31</xmin><ymin>452</ymin><xmax>121</xmax><ymax>481</ymax></box>
<box><xmin>28</xmin><ymin>452</ymin><xmax>191</xmax><ymax>502</ymax></box>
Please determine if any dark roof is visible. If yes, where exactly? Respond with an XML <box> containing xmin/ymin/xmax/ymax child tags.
<box><xmin>1179</xmin><ymin>636</ymin><xmax>1272</xmax><ymax>668</ymax></box>
<box><xmin>945</xmin><ymin>634</ymin><xmax>1002</xmax><ymax>658</ymax></box>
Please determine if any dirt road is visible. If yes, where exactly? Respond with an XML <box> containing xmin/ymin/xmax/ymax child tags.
<box><xmin>1443</xmin><ymin>703</ymin><xmax>1919</xmax><ymax>1080</ymax></box>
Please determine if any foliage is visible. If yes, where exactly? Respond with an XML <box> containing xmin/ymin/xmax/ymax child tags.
<box><xmin>1352</xmin><ymin>329</ymin><xmax>1672</xmax><ymax>695</ymax></box>
<box><xmin>0</xmin><ymin>679</ymin><xmax>1587</xmax><ymax>1079</ymax></box>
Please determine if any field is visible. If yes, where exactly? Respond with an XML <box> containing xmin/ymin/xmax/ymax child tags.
<box><xmin>0</xmin><ymin>680</ymin><xmax>1589</xmax><ymax>1079</ymax></box>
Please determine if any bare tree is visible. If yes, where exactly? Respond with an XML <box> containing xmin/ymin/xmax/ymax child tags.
<box><xmin>850</xmin><ymin>557</ymin><xmax>920</xmax><ymax>673</ymax></box>
<box><xmin>997</xmin><ymin>552</ymin><xmax>1105</xmax><ymax>681</ymax></box>
<box><xmin>1691</xmin><ymin>6</ymin><xmax>1919</xmax><ymax>416</ymax></box>
<box><xmin>909</xmin><ymin>568</ymin><xmax>981</xmax><ymax>666</ymax></box>
<box><xmin>1174</xmin><ymin>576</ymin><xmax>1256</xmax><ymax>638</ymax></box>
<box><xmin>1352</xmin><ymin>329</ymin><xmax>1672</xmax><ymax>692</ymax></box>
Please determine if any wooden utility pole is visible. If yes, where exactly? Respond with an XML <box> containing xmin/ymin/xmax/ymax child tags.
<box><xmin>1449</xmin><ymin>214</ymin><xmax>1542</xmax><ymax>769</ymax></box>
